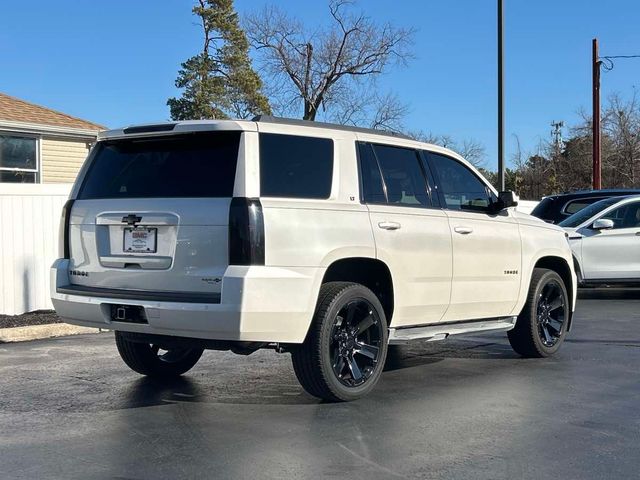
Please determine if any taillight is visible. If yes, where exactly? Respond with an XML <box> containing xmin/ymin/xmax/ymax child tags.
<box><xmin>228</xmin><ymin>197</ymin><xmax>265</xmax><ymax>265</ymax></box>
<box><xmin>58</xmin><ymin>199</ymin><xmax>75</xmax><ymax>259</ymax></box>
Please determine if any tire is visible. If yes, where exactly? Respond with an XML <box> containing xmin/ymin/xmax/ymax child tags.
<box><xmin>291</xmin><ymin>282</ymin><xmax>388</xmax><ymax>402</ymax></box>
<box><xmin>508</xmin><ymin>268</ymin><xmax>570</xmax><ymax>358</ymax></box>
<box><xmin>115</xmin><ymin>331</ymin><xmax>204</xmax><ymax>378</ymax></box>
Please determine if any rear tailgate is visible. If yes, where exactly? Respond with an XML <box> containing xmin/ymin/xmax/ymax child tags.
<box><xmin>66</xmin><ymin>131</ymin><xmax>240</xmax><ymax>298</ymax></box>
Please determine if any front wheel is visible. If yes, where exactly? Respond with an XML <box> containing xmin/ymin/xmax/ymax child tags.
<box><xmin>291</xmin><ymin>282</ymin><xmax>388</xmax><ymax>402</ymax></box>
<box><xmin>508</xmin><ymin>268</ymin><xmax>569</xmax><ymax>357</ymax></box>
<box><xmin>115</xmin><ymin>331</ymin><xmax>204</xmax><ymax>378</ymax></box>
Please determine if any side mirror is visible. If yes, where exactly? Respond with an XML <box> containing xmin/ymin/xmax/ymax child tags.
<box><xmin>491</xmin><ymin>191</ymin><xmax>519</xmax><ymax>212</ymax></box>
<box><xmin>592</xmin><ymin>218</ymin><xmax>614</xmax><ymax>230</ymax></box>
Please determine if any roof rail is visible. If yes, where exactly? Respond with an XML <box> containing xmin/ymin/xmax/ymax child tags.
<box><xmin>252</xmin><ymin>115</ymin><xmax>414</xmax><ymax>141</ymax></box>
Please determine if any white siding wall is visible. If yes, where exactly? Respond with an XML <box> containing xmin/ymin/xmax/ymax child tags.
<box><xmin>41</xmin><ymin>137</ymin><xmax>91</xmax><ymax>183</ymax></box>
<box><xmin>0</xmin><ymin>184</ymin><xmax>71</xmax><ymax>315</ymax></box>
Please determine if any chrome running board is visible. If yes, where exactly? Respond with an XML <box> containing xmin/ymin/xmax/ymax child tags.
<box><xmin>388</xmin><ymin>316</ymin><xmax>517</xmax><ymax>345</ymax></box>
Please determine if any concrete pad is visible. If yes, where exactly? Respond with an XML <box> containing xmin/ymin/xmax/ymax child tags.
<box><xmin>0</xmin><ymin>323</ymin><xmax>101</xmax><ymax>343</ymax></box>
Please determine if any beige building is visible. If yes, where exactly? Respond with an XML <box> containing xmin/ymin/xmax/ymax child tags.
<box><xmin>0</xmin><ymin>92</ymin><xmax>105</xmax><ymax>184</ymax></box>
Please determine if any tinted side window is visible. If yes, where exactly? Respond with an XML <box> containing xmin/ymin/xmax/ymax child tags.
<box><xmin>260</xmin><ymin>133</ymin><xmax>333</xmax><ymax>199</ymax></box>
<box><xmin>564</xmin><ymin>198</ymin><xmax>600</xmax><ymax>215</ymax></box>
<box><xmin>78</xmin><ymin>132</ymin><xmax>240</xmax><ymax>199</ymax></box>
<box><xmin>372</xmin><ymin>144</ymin><xmax>430</xmax><ymax>207</ymax></box>
<box><xmin>427</xmin><ymin>152</ymin><xmax>493</xmax><ymax>211</ymax></box>
<box><xmin>602</xmin><ymin>202</ymin><xmax>640</xmax><ymax>229</ymax></box>
<box><xmin>357</xmin><ymin>142</ymin><xmax>386</xmax><ymax>204</ymax></box>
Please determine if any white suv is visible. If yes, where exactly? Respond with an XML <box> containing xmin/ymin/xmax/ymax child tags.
<box><xmin>51</xmin><ymin>116</ymin><xmax>577</xmax><ymax>401</ymax></box>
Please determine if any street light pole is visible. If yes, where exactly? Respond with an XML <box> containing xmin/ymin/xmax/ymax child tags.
<box><xmin>498</xmin><ymin>0</ymin><xmax>505</xmax><ymax>191</ymax></box>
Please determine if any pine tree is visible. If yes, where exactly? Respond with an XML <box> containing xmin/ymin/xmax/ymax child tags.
<box><xmin>167</xmin><ymin>0</ymin><xmax>271</xmax><ymax>120</ymax></box>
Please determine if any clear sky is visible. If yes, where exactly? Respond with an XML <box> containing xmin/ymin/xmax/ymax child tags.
<box><xmin>1</xmin><ymin>0</ymin><xmax>639</xmax><ymax>169</ymax></box>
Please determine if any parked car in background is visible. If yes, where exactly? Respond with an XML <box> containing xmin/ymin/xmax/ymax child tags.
<box><xmin>531</xmin><ymin>189</ymin><xmax>640</xmax><ymax>224</ymax></box>
<box><xmin>515</xmin><ymin>199</ymin><xmax>539</xmax><ymax>215</ymax></box>
<box><xmin>560</xmin><ymin>195</ymin><xmax>640</xmax><ymax>286</ymax></box>
<box><xmin>51</xmin><ymin>116</ymin><xmax>577</xmax><ymax>402</ymax></box>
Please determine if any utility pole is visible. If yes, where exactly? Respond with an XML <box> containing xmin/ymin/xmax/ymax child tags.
<box><xmin>592</xmin><ymin>38</ymin><xmax>602</xmax><ymax>190</ymax></box>
<box><xmin>498</xmin><ymin>0</ymin><xmax>505</xmax><ymax>191</ymax></box>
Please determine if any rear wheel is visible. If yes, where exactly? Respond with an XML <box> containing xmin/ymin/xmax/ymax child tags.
<box><xmin>291</xmin><ymin>282</ymin><xmax>388</xmax><ymax>402</ymax></box>
<box><xmin>115</xmin><ymin>331</ymin><xmax>204</xmax><ymax>378</ymax></box>
<box><xmin>508</xmin><ymin>268</ymin><xmax>569</xmax><ymax>357</ymax></box>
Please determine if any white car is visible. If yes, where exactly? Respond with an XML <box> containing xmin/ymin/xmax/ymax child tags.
<box><xmin>51</xmin><ymin>116</ymin><xmax>577</xmax><ymax>401</ymax></box>
<box><xmin>560</xmin><ymin>195</ymin><xmax>640</xmax><ymax>285</ymax></box>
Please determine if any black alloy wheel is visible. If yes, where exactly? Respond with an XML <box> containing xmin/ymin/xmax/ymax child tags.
<box><xmin>508</xmin><ymin>268</ymin><xmax>570</xmax><ymax>358</ymax></box>
<box><xmin>330</xmin><ymin>299</ymin><xmax>384</xmax><ymax>387</ymax></box>
<box><xmin>291</xmin><ymin>282</ymin><xmax>389</xmax><ymax>402</ymax></box>
<box><xmin>535</xmin><ymin>279</ymin><xmax>566</xmax><ymax>347</ymax></box>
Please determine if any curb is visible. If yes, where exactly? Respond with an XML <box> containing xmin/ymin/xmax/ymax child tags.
<box><xmin>0</xmin><ymin>324</ymin><xmax>105</xmax><ymax>343</ymax></box>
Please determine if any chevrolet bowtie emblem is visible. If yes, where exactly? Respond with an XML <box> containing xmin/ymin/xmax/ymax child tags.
<box><xmin>122</xmin><ymin>214</ymin><xmax>142</xmax><ymax>226</ymax></box>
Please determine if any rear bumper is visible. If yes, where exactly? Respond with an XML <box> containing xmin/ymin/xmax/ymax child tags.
<box><xmin>50</xmin><ymin>259</ymin><xmax>323</xmax><ymax>343</ymax></box>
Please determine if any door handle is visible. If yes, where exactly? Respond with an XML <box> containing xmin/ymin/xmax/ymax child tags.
<box><xmin>454</xmin><ymin>226</ymin><xmax>474</xmax><ymax>235</ymax></box>
<box><xmin>636</xmin><ymin>232</ymin><xmax>640</xmax><ymax>236</ymax></box>
<box><xmin>378</xmin><ymin>221</ymin><xmax>401</xmax><ymax>231</ymax></box>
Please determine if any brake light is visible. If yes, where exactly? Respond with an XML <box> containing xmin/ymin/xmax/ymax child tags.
<box><xmin>228</xmin><ymin>197</ymin><xmax>265</xmax><ymax>265</ymax></box>
<box><xmin>58</xmin><ymin>199</ymin><xmax>75</xmax><ymax>259</ymax></box>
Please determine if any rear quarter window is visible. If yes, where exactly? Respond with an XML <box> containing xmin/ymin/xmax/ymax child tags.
<box><xmin>563</xmin><ymin>198</ymin><xmax>602</xmax><ymax>215</ymax></box>
<box><xmin>259</xmin><ymin>133</ymin><xmax>333</xmax><ymax>199</ymax></box>
<box><xmin>78</xmin><ymin>132</ymin><xmax>240</xmax><ymax>199</ymax></box>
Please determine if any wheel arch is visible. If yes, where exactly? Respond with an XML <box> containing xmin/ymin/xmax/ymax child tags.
<box><xmin>532</xmin><ymin>255</ymin><xmax>575</xmax><ymax>330</ymax></box>
<box><xmin>321</xmin><ymin>257</ymin><xmax>394</xmax><ymax>324</ymax></box>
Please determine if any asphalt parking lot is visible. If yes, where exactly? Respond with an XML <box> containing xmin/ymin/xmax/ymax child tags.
<box><xmin>1</xmin><ymin>290</ymin><xmax>639</xmax><ymax>480</ymax></box>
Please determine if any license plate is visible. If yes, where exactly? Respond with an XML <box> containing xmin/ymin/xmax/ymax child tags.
<box><xmin>123</xmin><ymin>227</ymin><xmax>157</xmax><ymax>253</ymax></box>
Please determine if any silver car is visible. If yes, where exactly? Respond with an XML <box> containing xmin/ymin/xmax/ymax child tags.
<box><xmin>560</xmin><ymin>195</ymin><xmax>640</xmax><ymax>285</ymax></box>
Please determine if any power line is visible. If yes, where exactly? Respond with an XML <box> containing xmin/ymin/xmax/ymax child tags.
<box><xmin>600</xmin><ymin>54</ymin><xmax>640</xmax><ymax>71</ymax></box>
<box><xmin>601</xmin><ymin>54</ymin><xmax>640</xmax><ymax>59</ymax></box>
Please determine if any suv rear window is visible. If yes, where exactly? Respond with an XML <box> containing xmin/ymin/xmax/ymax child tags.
<box><xmin>78</xmin><ymin>132</ymin><xmax>240</xmax><ymax>199</ymax></box>
<box><xmin>563</xmin><ymin>198</ymin><xmax>601</xmax><ymax>215</ymax></box>
<box><xmin>259</xmin><ymin>133</ymin><xmax>333</xmax><ymax>199</ymax></box>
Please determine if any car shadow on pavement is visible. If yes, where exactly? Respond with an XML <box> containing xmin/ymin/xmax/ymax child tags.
<box><xmin>384</xmin><ymin>339</ymin><xmax>519</xmax><ymax>372</ymax></box>
<box><xmin>116</xmin><ymin>370</ymin><xmax>320</xmax><ymax>408</ymax></box>
<box><xmin>116</xmin><ymin>376</ymin><xmax>206</xmax><ymax>409</ymax></box>
<box><xmin>383</xmin><ymin>345</ymin><xmax>444</xmax><ymax>372</ymax></box>
<box><xmin>113</xmin><ymin>341</ymin><xmax>521</xmax><ymax>409</ymax></box>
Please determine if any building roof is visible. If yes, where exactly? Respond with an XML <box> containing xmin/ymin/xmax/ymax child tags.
<box><xmin>0</xmin><ymin>92</ymin><xmax>105</xmax><ymax>132</ymax></box>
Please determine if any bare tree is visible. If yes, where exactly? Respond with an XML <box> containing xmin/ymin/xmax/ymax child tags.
<box><xmin>408</xmin><ymin>131</ymin><xmax>455</xmax><ymax>148</ymax></box>
<box><xmin>245</xmin><ymin>0</ymin><xmax>414</xmax><ymax>123</ymax></box>
<box><xmin>603</xmin><ymin>92</ymin><xmax>640</xmax><ymax>186</ymax></box>
<box><xmin>494</xmin><ymin>92</ymin><xmax>640</xmax><ymax>199</ymax></box>
<box><xmin>457</xmin><ymin>138</ymin><xmax>487</xmax><ymax>169</ymax></box>
<box><xmin>556</xmin><ymin>93</ymin><xmax>640</xmax><ymax>191</ymax></box>
<box><xmin>330</xmin><ymin>89</ymin><xmax>408</xmax><ymax>132</ymax></box>
<box><xmin>406</xmin><ymin>130</ymin><xmax>487</xmax><ymax>168</ymax></box>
